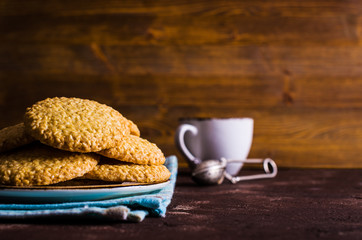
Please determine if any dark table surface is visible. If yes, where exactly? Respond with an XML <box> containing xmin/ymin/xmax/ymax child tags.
<box><xmin>0</xmin><ymin>168</ymin><xmax>361</xmax><ymax>240</ymax></box>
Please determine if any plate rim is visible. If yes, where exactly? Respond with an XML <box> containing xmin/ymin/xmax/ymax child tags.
<box><xmin>0</xmin><ymin>180</ymin><xmax>170</xmax><ymax>203</ymax></box>
<box><xmin>0</xmin><ymin>180</ymin><xmax>170</xmax><ymax>193</ymax></box>
<box><xmin>0</xmin><ymin>180</ymin><xmax>169</xmax><ymax>190</ymax></box>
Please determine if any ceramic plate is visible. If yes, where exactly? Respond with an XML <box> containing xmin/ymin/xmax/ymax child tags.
<box><xmin>0</xmin><ymin>181</ymin><xmax>170</xmax><ymax>203</ymax></box>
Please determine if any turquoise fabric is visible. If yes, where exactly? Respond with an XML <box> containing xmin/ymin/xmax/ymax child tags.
<box><xmin>0</xmin><ymin>155</ymin><xmax>178</xmax><ymax>222</ymax></box>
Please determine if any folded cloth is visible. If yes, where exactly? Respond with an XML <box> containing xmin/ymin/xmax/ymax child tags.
<box><xmin>0</xmin><ymin>155</ymin><xmax>178</xmax><ymax>222</ymax></box>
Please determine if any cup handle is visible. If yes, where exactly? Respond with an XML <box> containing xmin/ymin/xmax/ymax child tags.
<box><xmin>175</xmin><ymin>124</ymin><xmax>200</xmax><ymax>167</ymax></box>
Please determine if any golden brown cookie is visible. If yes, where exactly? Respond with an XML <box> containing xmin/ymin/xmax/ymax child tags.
<box><xmin>82</xmin><ymin>160</ymin><xmax>171</xmax><ymax>184</ymax></box>
<box><xmin>24</xmin><ymin>97</ymin><xmax>131</xmax><ymax>153</ymax></box>
<box><xmin>98</xmin><ymin>135</ymin><xmax>165</xmax><ymax>165</ymax></box>
<box><xmin>128</xmin><ymin>119</ymin><xmax>140</xmax><ymax>137</ymax></box>
<box><xmin>0</xmin><ymin>123</ymin><xmax>35</xmax><ymax>153</ymax></box>
<box><xmin>0</xmin><ymin>143</ymin><xmax>99</xmax><ymax>186</ymax></box>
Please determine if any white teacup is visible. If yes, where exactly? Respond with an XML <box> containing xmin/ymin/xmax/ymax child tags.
<box><xmin>175</xmin><ymin>118</ymin><xmax>254</xmax><ymax>176</ymax></box>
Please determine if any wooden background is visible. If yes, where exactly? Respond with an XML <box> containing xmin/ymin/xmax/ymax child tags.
<box><xmin>0</xmin><ymin>0</ymin><xmax>361</xmax><ymax>168</ymax></box>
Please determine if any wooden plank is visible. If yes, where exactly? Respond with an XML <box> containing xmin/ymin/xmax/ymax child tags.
<box><xmin>2</xmin><ymin>74</ymin><xmax>362</xmax><ymax>118</ymax></box>
<box><xmin>2</xmin><ymin>45</ymin><xmax>362</xmax><ymax>78</ymax></box>
<box><xmin>1</xmin><ymin>0</ymin><xmax>362</xmax><ymax>17</ymax></box>
<box><xmin>3</xmin><ymin>74</ymin><xmax>362</xmax><ymax>111</ymax></box>
<box><xmin>113</xmin><ymin>75</ymin><xmax>362</xmax><ymax>109</ymax></box>
<box><xmin>0</xmin><ymin>14</ymin><xmax>358</xmax><ymax>46</ymax></box>
<box><xmin>250</xmin><ymin>109</ymin><xmax>362</xmax><ymax>168</ymax></box>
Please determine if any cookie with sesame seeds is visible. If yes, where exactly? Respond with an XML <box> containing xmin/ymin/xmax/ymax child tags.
<box><xmin>0</xmin><ymin>123</ymin><xmax>35</xmax><ymax>153</ymax></box>
<box><xmin>24</xmin><ymin>97</ymin><xmax>132</xmax><ymax>153</ymax></box>
<box><xmin>98</xmin><ymin>135</ymin><xmax>165</xmax><ymax>165</ymax></box>
<box><xmin>82</xmin><ymin>158</ymin><xmax>170</xmax><ymax>184</ymax></box>
<box><xmin>0</xmin><ymin>143</ymin><xmax>99</xmax><ymax>186</ymax></box>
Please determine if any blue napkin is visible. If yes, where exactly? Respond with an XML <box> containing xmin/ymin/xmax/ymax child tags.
<box><xmin>0</xmin><ymin>155</ymin><xmax>178</xmax><ymax>222</ymax></box>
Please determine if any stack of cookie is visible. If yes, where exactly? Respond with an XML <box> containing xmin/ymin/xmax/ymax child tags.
<box><xmin>0</xmin><ymin>97</ymin><xmax>170</xmax><ymax>187</ymax></box>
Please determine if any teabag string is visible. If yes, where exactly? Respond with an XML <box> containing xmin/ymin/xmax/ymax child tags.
<box><xmin>222</xmin><ymin>158</ymin><xmax>278</xmax><ymax>184</ymax></box>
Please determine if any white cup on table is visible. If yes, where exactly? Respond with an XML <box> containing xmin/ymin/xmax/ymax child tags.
<box><xmin>175</xmin><ymin>117</ymin><xmax>254</xmax><ymax>176</ymax></box>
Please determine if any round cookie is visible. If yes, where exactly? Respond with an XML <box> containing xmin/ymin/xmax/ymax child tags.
<box><xmin>0</xmin><ymin>123</ymin><xmax>35</xmax><ymax>153</ymax></box>
<box><xmin>83</xmin><ymin>161</ymin><xmax>171</xmax><ymax>184</ymax></box>
<box><xmin>24</xmin><ymin>97</ymin><xmax>131</xmax><ymax>152</ymax></box>
<box><xmin>98</xmin><ymin>135</ymin><xmax>165</xmax><ymax>165</ymax></box>
<box><xmin>0</xmin><ymin>143</ymin><xmax>99</xmax><ymax>186</ymax></box>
